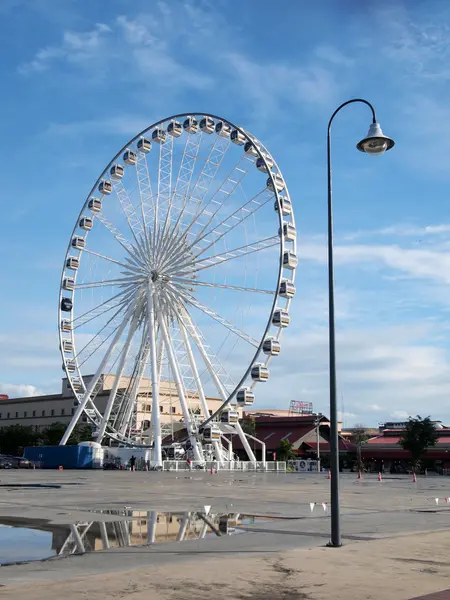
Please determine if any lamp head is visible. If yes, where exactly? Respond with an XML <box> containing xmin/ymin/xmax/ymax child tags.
<box><xmin>357</xmin><ymin>122</ymin><xmax>395</xmax><ymax>156</ymax></box>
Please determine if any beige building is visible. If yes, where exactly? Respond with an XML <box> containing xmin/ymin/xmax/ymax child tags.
<box><xmin>0</xmin><ymin>375</ymin><xmax>226</xmax><ymax>433</ymax></box>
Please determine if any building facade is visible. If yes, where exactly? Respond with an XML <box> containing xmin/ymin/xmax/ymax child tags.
<box><xmin>0</xmin><ymin>375</ymin><xmax>225</xmax><ymax>434</ymax></box>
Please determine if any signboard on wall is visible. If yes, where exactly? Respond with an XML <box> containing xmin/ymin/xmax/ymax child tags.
<box><xmin>289</xmin><ymin>400</ymin><xmax>313</xmax><ymax>415</ymax></box>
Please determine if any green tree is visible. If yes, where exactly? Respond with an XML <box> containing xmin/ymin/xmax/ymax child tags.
<box><xmin>398</xmin><ymin>415</ymin><xmax>438</xmax><ymax>472</ymax></box>
<box><xmin>240</xmin><ymin>417</ymin><xmax>255</xmax><ymax>437</ymax></box>
<box><xmin>352</xmin><ymin>423</ymin><xmax>370</xmax><ymax>471</ymax></box>
<box><xmin>0</xmin><ymin>425</ymin><xmax>39</xmax><ymax>456</ymax></box>
<box><xmin>277</xmin><ymin>438</ymin><xmax>295</xmax><ymax>462</ymax></box>
<box><xmin>40</xmin><ymin>422</ymin><xmax>93</xmax><ymax>446</ymax></box>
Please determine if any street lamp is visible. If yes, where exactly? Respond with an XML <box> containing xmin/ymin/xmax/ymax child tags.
<box><xmin>327</xmin><ymin>99</ymin><xmax>394</xmax><ymax>548</ymax></box>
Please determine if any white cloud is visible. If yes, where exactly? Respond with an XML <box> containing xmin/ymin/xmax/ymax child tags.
<box><xmin>298</xmin><ymin>240</ymin><xmax>450</xmax><ymax>284</ymax></box>
<box><xmin>225</xmin><ymin>51</ymin><xmax>341</xmax><ymax>118</ymax></box>
<box><xmin>390</xmin><ymin>410</ymin><xmax>410</xmax><ymax>420</ymax></box>
<box><xmin>18</xmin><ymin>23</ymin><xmax>112</xmax><ymax>74</ymax></box>
<box><xmin>0</xmin><ymin>383</ymin><xmax>43</xmax><ymax>398</ymax></box>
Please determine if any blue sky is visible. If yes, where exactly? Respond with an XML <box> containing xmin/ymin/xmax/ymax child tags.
<box><xmin>2</xmin><ymin>0</ymin><xmax>450</xmax><ymax>427</ymax></box>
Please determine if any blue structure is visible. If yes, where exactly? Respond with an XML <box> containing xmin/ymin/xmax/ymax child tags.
<box><xmin>24</xmin><ymin>444</ymin><xmax>102</xmax><ymax>469</ymax></box>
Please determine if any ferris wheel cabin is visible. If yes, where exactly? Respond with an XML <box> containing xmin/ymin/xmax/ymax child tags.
<box><xmin>64</xmin><ymin>359</ymin><xmax>76</xmax><ymax>373</ymax></box>
<box><xmin>279</xmin><ymin>279</ymin><xmax>296</xmax><ymax>298</ymax></box>
<box><xmin>200</xmin><ymin>117</ymin><xmax>215</xmax><ymax>134</ymax></box>
<box><xmin>183</xmin><ymin>116</ymin><xmax>199</xmax><ymax>133</ymax></box>
<box><xmin>79</xmin><ymin>217</ymin><xmax>93</xmax><ymax>231</ymax></box>
<box><xmin>167</xmin><ymin>120</ymin><xmax>183</xmax><ymax>137</ymax></box>
<box><xmin>220</xmin><ymin>409</ymin><xmax>239</xmax><ymax>424</ymax></box>
<box><xmin>202</xmin><ymin>425</ymin><xmax>221</xmax><ymax>441</ymax></box>
<box><xmin>71</xmin><ymin>236</ymin><xmax>85</xmax><ymax>250</ymax></box>
<box><xmin>123</xmin><ymin>148</ymin><xmax>137</xmax><ymax>165</ymax></box>
<box><xmin>60</xmin><ymin>298</ymin><xmax>73</xmax><ymax>312</ymax></box>
<box><xmin>88</xmin><ymin>197</ymin><xmax>102</xmax><ymax>212</ymax></box>
<box><xmin>71</xmin><ymin>377</ymin><xmax>82</xmax><ymax>392</ymax></box>
<box><xmin>98</xmin><ymin>180</ymin><xmax>112</xmax><ymax>195</ymax></box>
<box><xmin>283</xmin><ymin>250</ymin><xmax>298</xmax><ymax>270</ymax></box>
<box><xmin>152</xmin><ymin>128</ymin><xmax>167</xmax><ymax>144</ymax></box>
<box><xmin>110</xmin><ymin>164</ymin><xmax>124</xmax><ymax>179</ymax></box>
<box><xmin>231</xmin><ymin>129</ymin><xmax>246</xmax><ymax>145</ymax></box>
<box><xmin>62</xmin><ymin>277</ymin><xmax>75</xmax><ymax>291</ymax></box>
<box><xmin>263</xmin><ymin>337</ymin><xmax>281</xmax><ymax>356</ymax></box>
<box><xmin>267</xmin><ymin>173</ymin><xmax>285</xmax><ymax>193</ymax></box>
<box><xmin>60</xmin><ymin>319</ymin><xmax>72</xmax><ymax>332</ymax></box>
<box><xmin>61</xmin><ymin>339</ymin><xmax>73</xmax><ymax>353</ymax></box>
<box><xmin>279</xmin><ymin>222</ymin><xmax>296</xmax><ymax>241</ymax></box>
<box><xmin>215</xmin><ymin>121</ymin><xmax>232</xmax><ymax>138</ymax></box>
<box><xmin>251</xmin><ymin>363</ymin><xmax>269</xmax><ymax>382</ymax></box>
<box><xmin>244</xmin><ymin>140</ymin><xmax>259</xmax><ymax>157</ymax></box>
<box><xmin>272</xmin><ymin>309</ymin><xmax>290</xmax><ymax>328</ymax></box>
<box><xmin>137</xmin><ymin>137</ymin><xmax>151</xmax><ymax>153</ymax></box>
<box><xmin>66</xmin><ymin>256</ymin><xmax>79</xmax><ymax>270</ymax></box>
<box><xmin>274</xmin><ymin>196</ymin><xmax>292</xmax><ymax>216</ymax></box>
<box><xmin>256</xmin><ymin>155</ymin><xmax>274</xmax><ymax>173</ymax></box>
<box><xmin>236</xmin><ymin>387</ymin><xmax>255</xmax><ymax>406</ymax></box>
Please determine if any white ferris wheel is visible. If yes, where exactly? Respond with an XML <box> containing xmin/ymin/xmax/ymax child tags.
<box><xmin>58</xmin><ymin>113</ymin><xmax>297</xmax><ymax>466</ymax></box>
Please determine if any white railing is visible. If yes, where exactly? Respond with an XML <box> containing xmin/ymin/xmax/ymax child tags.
<box><xmin>161</xmin><ymin>460</ymin><xmax>286</xmax><ymax>472</ymax></box>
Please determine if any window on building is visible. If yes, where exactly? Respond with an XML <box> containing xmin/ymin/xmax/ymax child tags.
<box><xmin>24</xmin><ymin>411</ymin><xmax>27</xmax><ymax>418</ymax></box>
<box><xmin>32</xmin><ymin>410</ymin><xmax>36</xmax><ymax>417</ymax></box>
<box><xmin>145</xmin><ymin>404</ymin><xmax>152</xmax><ymax>412</ymax></box>
<box><xmin>0</xmin><ymin>413</ymin><xmax>2</xmax><ymax>420</ymax></box>
<box><xmin>160</xmin><ymin>406</ymin><xmax>163</xmax><ymax>413</ymax></box>
<box><xmin>82</xmin><ymin>416</ymin><xmax>87</xmax><ymax>423</ymax></box>
<box><xmin>71</xmin><ymin>408</ymin><xmax>75</xmax><ymax>415</ymax></box>
<box><xmin>51</xmin><ymin>409</ymin><xmax>55</xmax><ymax>416</ymax></box>
<box><xmin>171</xmin><ymin>407</ymin><xmax>176</xmax><ymax>414</ymax></box>
<box><xmin>209</xmin><ymin>410</ymin><xmax>213</xmax><ymax>416</ymax></box>
<box><xmin>7</xmin><ymin>412</ymin><xmax>10</xmax><ymax>419</ymax></box>
<box><xmin>15</xmin><ymin>412</ymin><xmax>18</xmax><ymax>418</ymax></box>
<box><xmin>42</xmin><ymin>410</ymin><xmax>45</xmax><ymax>417</ymax></box>
<box><xmin>61</xmin><ymin>408</ymin><xmax>65</xmax><ymax>416</ymax></box>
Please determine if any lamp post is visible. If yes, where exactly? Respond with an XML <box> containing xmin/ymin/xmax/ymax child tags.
<box><xmin>327</xmin><ymin>99</ymin><xmax>394</xmax><ymax>547</ymax></box>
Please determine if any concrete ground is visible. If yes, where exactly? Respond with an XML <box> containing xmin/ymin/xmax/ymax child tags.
<box><xmin>0</xmin><ymin>469</ymin><xmax>450</xmax><ymax>599</ymax></box>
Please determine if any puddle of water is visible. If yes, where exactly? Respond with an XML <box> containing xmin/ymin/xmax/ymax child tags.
<box><xmin>0</xmin><ymin>510</ymin><xmax>270</xmax><ymax>566</ymax></box>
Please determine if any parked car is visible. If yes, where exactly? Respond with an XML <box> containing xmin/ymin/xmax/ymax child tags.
<box><xmin>0</xmin><ymin>455</ymin><xmax>33</xmax><ymax>469</ymax></box>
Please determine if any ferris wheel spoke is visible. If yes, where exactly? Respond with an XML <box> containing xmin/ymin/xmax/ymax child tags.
<box><xmin>82</xmin><ymin>248</ymin><xmax>139</xmax><ymax>271</ymax></box>
<box><xmin>71</xmin><ymin>287</ymin><xmax>134</xmax><ymax>327</ymax></box>
<box><xmin>74</xmin><ymin>303</ymin><xmax>128</xmax><ymax>367</ymax></box>
<box><xmin>182</xmin><ymin>153</ymin><xmax>256</xmax><ymax>249</ymax></box>
<box><xmin>135</xmin><ymin>150</ymin><xmax>156</xmax><ymax>259</ymax></box>
<box><xmin>186</xmin><ymin>297</ymin><xmax>259</xmax><ymax>348</ymax></box>
<box><xmin>171</xmin><ymin>277</ymin><xmax>274</xmax><ymax>295</ymax></box>
<box><xmin>190</xmin><ymin>187</ymin><xmax>275</xmax><ymax>259</ymax></box>
<box><xmin>72</xmin><ymin>294</ymin><xmax>132</xmax><ymax>333</ymax></box>
<box><xmin>154</xmin><ymin>133</ymin><xmax>203</xmax><ymax>266</ymax></box>
<box><xmin>154</xmin><ymin>135</ymin><xmax>174</xmax><ymax>257</ymax></box>
<box><xmin>97</xmin><ymin>299</ymin><xmax>144</xmax><ymax>441</ymax></box>
<box><xmin>60</xmin><ymin>299</ymin><xmax>137</xmax><ymax>445</ymax></box>
<box><xmin>167</xmin><ymin>234</ymin><xmax>278</xmax><ymax>278</ymax></box>
<box><xmin>160</xmin><ymin>187</ymin><xmax>271</xmax><ymax>272</ymax></box>
<box><xmin>117</xmin><ymin>327</ymin><xmax>150</xmax><ymax>435</ymax></box>
<box><xmin>95</xmin><ymin>211</ymin><xmax>135</xmax><ymax>255</ymax></box>
<box><xmin>112</xmin><ymin>178</ymin><xmax>145</xmax><ymax>245</ymax></box>
<box><xmin>75</xmin><ymin>277</ymin><xmax>144</xmax><ymax>289</ymax></box>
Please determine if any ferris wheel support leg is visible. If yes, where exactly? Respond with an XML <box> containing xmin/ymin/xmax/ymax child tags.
<box><xmin>150</xmin><ymin>338</ymin><xmax>164</xmax><ymax>444</ymax></box>
<box><xmin>180</xmin><ymin>310</ymin><xmax>256</xmax><ymax>463</ymax></box>
<box><xmin>118</xmin><ymin>344</ymin><xmax>149</xmax><ymax>436</ymax></box>
<box><xmin>60</xmin><ymin>302</ymin><xmax>135</xmax><ymax>446</ymax></box>
<box><xmin>147</xmin><ymin>510</ymin><xmax>158</xmax><ymax>544</ymax></box>
<box><xmin>176</xmin><ymin>514</ymin><xmax>190</xmax><ymax>542</ymax></box>
<box><xmin>234</xmin><ymin>421</ymin><xmax>257</xmax><ymax>464</ymax></box>
<box><xmin>156</xmin><ymin>306</ymin><xmax>204</xmax><ymax>463</ymax></box>
<box><xmin>97</xmin><ymin>304</ymin><xmax>141</xmax><ymax>442</ymax></box>
<box><xmin>147</xmin><ymin>287</ymin><xmax>162</xmax><ymax>467</ymax></box>
<box><xmin>179</xmin><ymin>321</ymin><xmax>224</xmax><ymax>466</ymax></box>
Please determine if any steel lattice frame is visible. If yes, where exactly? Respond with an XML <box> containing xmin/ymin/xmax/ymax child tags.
<box><xmin>58</xmin><ymin>113</ymin><xmax>297</xmax><ymax>465</ymax></box>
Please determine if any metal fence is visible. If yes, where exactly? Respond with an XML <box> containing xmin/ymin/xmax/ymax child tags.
<box><xmin>161</xmin><ymin>460</ymin><xmax>286</xmax><ymax>472</ymax></box>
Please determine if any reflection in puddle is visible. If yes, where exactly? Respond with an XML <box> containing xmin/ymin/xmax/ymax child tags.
<box><xmin>0</xmin><ymin>510</ymin><xmax>261</xmax><ymax>565</ymax></box>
